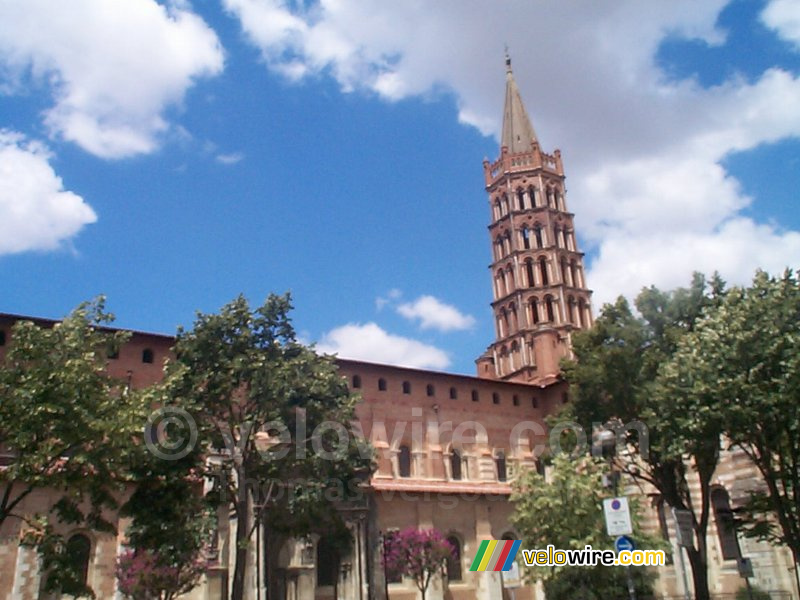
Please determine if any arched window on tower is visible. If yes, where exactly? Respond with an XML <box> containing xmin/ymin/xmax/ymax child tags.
<box><xmin>506</xmin><ymin>266</ymin><xmax>515</xmax><ymax>292</ymax></box>
<box><xmin>545</xmin><ymin>296</ymin><xmax>555</xmax><ymax>322</ymax></box>
<box><xmin>521</xmin><ymin>226</ymin><xmax>531</xmax><ymax>250</ymax></box>
<box><xmin>554</xmin><ymin>226</ymin><xmax>562</xmax><ymax>248</ymax></box>
<box><xmin>571</xmin><ymin>260</ymin><xmax>581</xmax><ymax>288</ymax></box>
<box><xmin>568</xmin><ymin>297</ymin><xmax>576</xmax><ymax>325</ymax></box>
<box><xmin>398</xmin><ymin>445</ymin><xmax>411</xmax><ymax>478</ymax></box>
<box><xmin>530</xmin><ymin>298</ymin><xmax>540</xmax><ymax>324</ymax></box>
<box><xmin>539</xmin><ymin>257</ymin><xmax>549</xmax><ymax>286</ymax></box>
<box><xmin>534</xmin><ymin>224</ymin><xmax>544</xmax><ymax>248</ymax></box>
<box><xmin>546</xmin><ymin>187</ymin><xmax>555</xmax><ymax>208</ymax></box>
<box><xmin>450</xmin><ymin>449</ymin><xmax>463</xmax><ymax>481</ymax></box>
<box><xmin>502</xmin><ymin>193</ymin><xmax>509</xmax><ymax>215</ymax></box>
<box><xmin>577</xmin><ymin>299</ymin><xmax>586</xmax><ymax>328</ymax></box>
<box><xmin>509</xmin><ymin>303</ymin><xmax>518</xmax><ymax>332</ymax></box>
<box><xmin>446</xmin><ymin>536</ymin><xmax>463</xmax><ymax>581</ymax></box>
<box><xmin>561</xmin><ymin>257</ymin><xmax>570</xmax><ymax>285</ymax></box>
<box><xmin>712</xmin><ymin>487</ymin><xmax>740</xmax><ymax>560</ymax></box>
<box><xmin>517</xmin><ymin>188</ymin><xmax>526</xmax><ymax>210</ymax></box>
<box><xmin>529</xmin><ymin>185</ymin><xmax>538</xmax><ymax>207</ymax></box>
<box><xmin>494</xmin><ymin>237</ymin><xmax>502</xmax><ymax>260</ymax></box>
<box><xmin>494</xmin><ymin>199</ymin><xmax>501</xmax><ymax>221</ymax></box>
<box><xmin>498</xmin><ymin>269</ymin><xmax>506</xmax><ymax>297</ymax></box>
<box><xmin>510</xmin><ymin>341</ymin><xmax>519</xmax><ymax>371</ymax></box>
<box><xmin>526</xmin><ymin>259</ymin><xmax>535</xmax><ymax>287</ymax></box>
<box><xmin>566</xmin><ymin>228</ymin><xmax>576</xmax><ymax>251</ymax></box>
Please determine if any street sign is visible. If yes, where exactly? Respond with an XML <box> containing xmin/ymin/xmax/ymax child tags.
<box><xmin>603</xmin><ymin>497</ymin><xmax>633</xmax><ymax>536</ymax></box>
<box><xmin>672</xmin><ymin>508</ymin><xmax>695</xmax><ymax>549</ymax></box>
<box><xmin>502</xmin><ymin>561</ymin><xmax>522</xmax><ymax>589</ymax></box>
<box><xmin>615</xmin><ymin>535</ymin><xmax>636</xmax><ymax>553</ymax></box>
<box><xmin>738</xmin><ymin>557</ymin><xmax>754</xmax><ymax>579</ymax></box>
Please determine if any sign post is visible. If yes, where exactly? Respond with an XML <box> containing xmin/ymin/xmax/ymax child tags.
<box><xmin>614</xmin><ymin>535</ymin><xmax>637</xmax><ymax>600</ymax></box>
<box><xmin>604</xmin><ymin>500</ymin><xmax>634</xmax><ymax>600</ymax></box>
<box><xmin>502</xmin><ymin>561</ymin><xmax>522</xmax><ymax>600</ymax></box>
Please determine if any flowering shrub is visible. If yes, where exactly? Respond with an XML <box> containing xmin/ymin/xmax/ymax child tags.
<box><xmin>116</xmin><ymin>550</ymin><xmax>206</xmax><ymax>600</ymax></box>
<box><xmin>383</xmin><ymin>528</ymin><xmax>455</xmax><ymax>600</ymax></box>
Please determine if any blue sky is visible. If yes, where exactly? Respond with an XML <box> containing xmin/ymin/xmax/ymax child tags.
<box><xmin>1</xmin><ymin>0</ymin><xmax>799</xmax><ymax>375</ymax></box>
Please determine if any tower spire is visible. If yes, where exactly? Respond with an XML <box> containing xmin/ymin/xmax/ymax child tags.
<box><xmin>501</xmin><ymin>52</ymin><xmax>537</xmax><ymax>154</ymax></box>
<box><xmin>477</xmin><ymin>59</ymin><xmax>593</xmax><ymax>384</ymax></box>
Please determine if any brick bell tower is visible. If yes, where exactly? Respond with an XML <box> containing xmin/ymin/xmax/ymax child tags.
<box><xmin>476</xmin><ymin>54</ymin><xmax>593</xmax><ymax>384</ymax></box>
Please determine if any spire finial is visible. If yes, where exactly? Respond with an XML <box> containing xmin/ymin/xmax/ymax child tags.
<box><xmin>500</xmin><ymin>48</ymin><xmax>538</xmax><ymax>153</ymax></box>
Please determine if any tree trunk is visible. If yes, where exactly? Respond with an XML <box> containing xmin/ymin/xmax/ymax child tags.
<box><xmin>686</xmin><ymin>545</ymin><xmax>710</xmax><ymax>600</ymax></box>
<box><xmin>231</xmin><ymin>470</ymin><xmax>251</xmax><ymax>600</ymax></box>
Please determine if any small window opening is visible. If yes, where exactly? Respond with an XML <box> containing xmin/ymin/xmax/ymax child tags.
<box><xmin>495</xmin><ymin>452</ymin><xmax>507</xmax><ymax>482</ymax></box>
<box><xmin>398</xmin><ymin>445</ymin><xmax>411</xmax><ymax>478</ymax></box>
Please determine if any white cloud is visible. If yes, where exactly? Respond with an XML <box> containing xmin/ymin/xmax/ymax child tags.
<box><xmin>396</xmin><ymin>295</ymin><xmax>475</xmax><ymax>332</ymax></box>
<box><xmin>0</xmin><ymin>0</ymin><xmax>224</xmax><ymax>158</ymax></box>
<box><xmin>216</xmin><ymin>152</ymin><xmax>245</xmax><ymax>165</ymax></box>
<box><xmin>762</xmin><ymin>0</ymin><xmax>800</xmax><ymax>49</ymax></box>
<box><xmin>0</xmin><ymin>130</ymin><xmax>96</xmax><ymax>255</ymax></box>
<box><xmin>316</xmin><ymin>322</ymin><xmax>450</xmax><ymax>369</ymax></box>
<box><xmin>225</xmin><ymin>0</ymin><xmax>800</xmax><ymax>307</ymax></box>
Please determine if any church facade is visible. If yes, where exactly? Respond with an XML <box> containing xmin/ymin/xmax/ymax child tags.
<box><xmin>0</xmin><ymin>58</ymin><xmax>798</xmax><ymax>600</ymax></box>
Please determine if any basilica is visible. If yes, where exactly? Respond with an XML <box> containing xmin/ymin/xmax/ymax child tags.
<box><xmin>0</xmin><ymin>58</ymin><xmax>797</xmax><ymax>600</ymax></box>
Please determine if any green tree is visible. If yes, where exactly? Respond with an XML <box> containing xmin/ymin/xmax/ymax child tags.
<box><xmin>160</xmin><ymin>293</ymin><xmax>373</xmax><ymax>600</ymax></box>
<box><xmin>561</xmin><ymin>273</ymin><xmax>725</xmax><ymax>600</ymax></box>
<box><xmin>660</xmin><ymin>269</ymin><xmax>800</xmax><ymax>592</ymax></box>
<box><xmin>510</xmin><ymin>454</ymin><xmax>657</xmax><ymax>599</ymax></box>
<box><xmin>0</xmin><ymin>299</ymin><xmax>142</xmax><ymax>597</ymax></box>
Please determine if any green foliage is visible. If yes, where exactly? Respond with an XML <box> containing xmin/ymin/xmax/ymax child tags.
<box><xmin>511</xmin><ymin>453</ymin><xmax>660</xmax><ymax>595</ymax></box>
<box><xmin>661</xmin><ymin>269</ymin><xmax>800</xmax><ymax>563</ymax></box>
<box><xmin>561</xmin><ymin>273</ymin><xmax>726</xmax><ymax>600</ymax></box>
<box><xmin>158</xmin><ymin>293</ymin><xmax>374</xmax><ymax>600</ymax></box>
<box><xmin>735</xmin><ymin>585</ymin><xmax>771</xmax><ymax>600</ymax></box>
<box><xmin>0</xmin><ymin>298</ymin><xmax>147</xmax><ymax>596</ymax></box>
<box><xmin>21</xmin><ymin>518</ymin><xmax>95</xmax><ymax>598</ymax></box>
<box><xmin>543</xmin><ymin>565</ymin><xmax>654</xmax><ymax>600</ymax></box>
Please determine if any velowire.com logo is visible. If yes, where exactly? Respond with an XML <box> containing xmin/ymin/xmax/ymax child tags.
<box><xmin>469</xmin><ymin>540</ymin><xmax>522</xmax><ymax>572</ymax></box>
